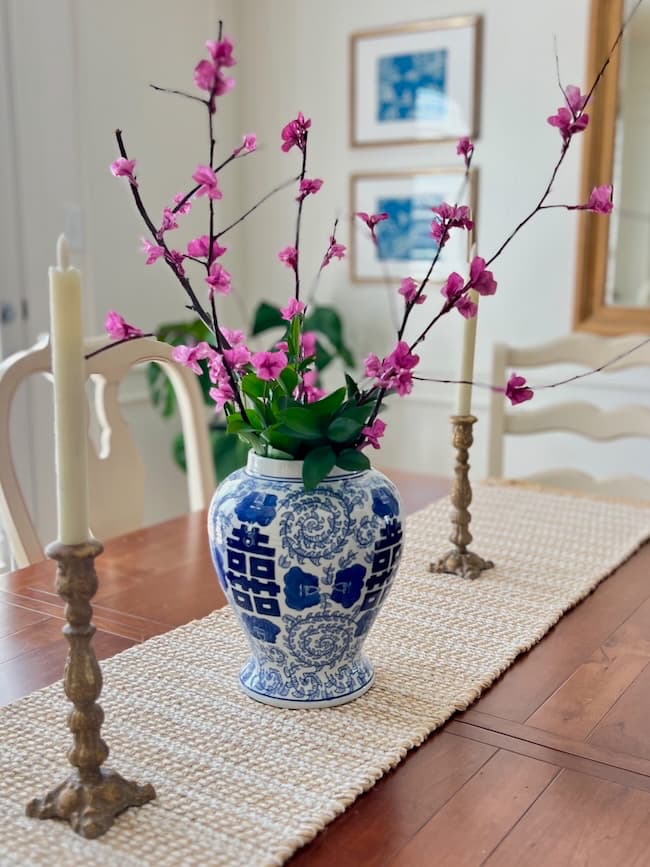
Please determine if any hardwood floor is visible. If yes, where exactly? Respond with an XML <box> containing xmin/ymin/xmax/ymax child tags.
<box><xmin>1</xmin><ymin>471</ymin><xmax>650</xmax><ymax>865</ymax></box>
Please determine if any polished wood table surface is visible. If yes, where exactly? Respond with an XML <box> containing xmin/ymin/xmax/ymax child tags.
<box><xmin>2</xmin><ymin>470</ymin><xmax>650</xmax><ymax>865</ymax></box>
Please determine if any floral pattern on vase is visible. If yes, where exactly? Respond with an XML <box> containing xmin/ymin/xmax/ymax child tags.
<box><xmin>207</xmin><ymin>453</ymin><xmax>403</xmax><ymax>708</ymax></box>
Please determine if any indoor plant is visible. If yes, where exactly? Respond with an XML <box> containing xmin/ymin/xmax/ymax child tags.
<box><xmin>107</xmin><ymin>22</ymin><xmax>630</xmax><ymax>706</ymax></box>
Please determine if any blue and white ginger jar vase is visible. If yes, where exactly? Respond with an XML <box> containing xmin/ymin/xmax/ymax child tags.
<box><xmin>207</xmin><ymin>452</ymin><xmax>403</xmax><ymax>708</ymax></box>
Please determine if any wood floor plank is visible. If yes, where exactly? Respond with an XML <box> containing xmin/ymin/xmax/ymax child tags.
<box><xmin>485</xmin><ymin>769</ymin><xmax>650</xmax><ymax>866</ymax></box>
<box><xmin>588</xmin><ymin>663</ymin><xmax>650</xmax><ymax>762</ymax></box>
<box><xmin>385</xmin><ymin>751</ymin><xmax>558</xmax><ymax>866</ymax></box>
<box><xmin>287</xmin><ymin>733</ymin><xmax>496</xmax><ymax>867</ymax></box>
<box><xmin>525</xmin><ymin>597</ymin><xmax>650</xmax><ymax>741</ymax></box>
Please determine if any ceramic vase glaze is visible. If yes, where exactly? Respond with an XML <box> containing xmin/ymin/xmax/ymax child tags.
<box><xmin>207</xmin><ymin>453</ymin><xmax>403</xmax><ymax>708</ymax></box>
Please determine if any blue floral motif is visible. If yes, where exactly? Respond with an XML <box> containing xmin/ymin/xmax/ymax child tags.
<box><xmin>284</xmin><ymin>566</ymin><xmax>321</xmax><ymax>611</ymax></box>
<box><xmin>331</xmin><ymin>564</ymin><xmax>366</xmax><ymax>609</ymax></box>
<box><xmin>371</xmin><ymin>487</ymin><xmax>400</xmax><ymax>519</ymax></box>
<box><xmin>241</xmin><ymin>614</ymin><xmax>281</xmax><ymax>643</ymax></box>
<box><xmin>235</xmin><ymin>491</ymin><xmax>278</xmax><ymax>526</ymax></box>
<box><xmin>279</xmin><ymin>491</ymin><xmax>352</xmax><ymax>563</ymax></box>
<box><xmin>284</xmin><ymin>611</ymin><xmax>356</xmax><ymax>668</ymax></box>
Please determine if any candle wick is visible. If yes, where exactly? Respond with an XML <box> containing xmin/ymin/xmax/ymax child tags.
<box><xmin>56</xmin><ymin>234</ymin><xmax>70</xmax><ymax>271</ymax></box>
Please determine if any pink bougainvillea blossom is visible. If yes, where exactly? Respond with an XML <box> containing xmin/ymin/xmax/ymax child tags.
<box><xmin>172</xmin><ymin>192</ymin><xmax>192</xmax><ymax>215</ymax></box>
<box><xmin>171</xmin><ymin>341</ymin><xmax>211</xmax><ymax>375</ymax></box>
<box><xmin>440</xmin><ymin>272</ymin><xmax>466</xmax><ymax>303</ymax></box>
<box><xmin>281</xmin><ymin>112</ymin><xmax>311</xmax><ymax>152</ymax></box>
<box><xmin>547</xmin><ymin>85</ymin><xmax>590</xmax><ymax>143</ymax></box>
<box><xmin>141</xmin><ymin>238</ymin><xmax>165</xmax><ymax>265</ymax></box>
<box><xmin>301</xmin><ymin>369</ymin><xmax>326</xmax><ymax>403</ymax></box>
<box><xmin>321</xmin><ymin>236</ymin><xmax>346</xmax><ymax>269</ymax></box>
<box><xmin>251</xmin><ymin>350</ymin><xmax>288</xmax><ymax>381</ymax></box>
<box><xmin>278</xmin><ymin>245</ymin><xmax>298</xmax><ymax>271</ymax></box>
<box><xmin>233</xmin><ymin>133</ymin><xmax>257</xmax><ymax>157</ymax></box>
<box><xmin>186</xmin><ymin>235</ymin><xmax>227</xmax><ymax>259</ymax></box>
<box><xmin>209</xmin><ymin>382</ymin><xmax>235</xmax><ymax>412</ymax></box>
<box><xmin>456</xmin><ymin>294</ymin><xmax>478</xmax><ymax>319</ymax></box>
<box><xmin>574</xmin><ymin>184</ymin><xmax>614</xmax><ymax>214</ymax></box>
<box><xmin>565</xmin><ymin>84</ymin><xmax>588</xmax><ymax>113</ymax></box>
<box><xmin>363</xmin><ymin>353</ymin><xmax>382</xmax><ymax>379</ymax></box>
<box><xmin>503</xmin><ymin>372</ymin><xmax>534</xmax><ymax>406</ymax></box>
<box><xmin>223</xmin><ymin>345</ymin><xmax>252</xmax><ymax>369</ymax></box>
<box><xmin>280</xmin><ymin>297</ymin><xmax>306</xmax><ymax>321</ymax></box>
<box><xmin>104</xmin><ymin>311</ymin><xmax>143</xmax><ymax>341</ymax></box>
<box><xmin>206</xmin><ymin>36</ymin><xmax>236</xmax><ymax>67</ymax></box>
<box><xmin>296</xmin><ymin>178</ymin><xmax>323</xmax><ymax>202</ymax></box>
<box><xmin>431</xmin><ymin>203</ymin><xmax>474</xmax><ymax>247</ymax></box>
<box><xmin>159</xmin><ymin>207</ymin><xmax>179</xmax><ymax>234</ymax></box>
<box><xmin>398</xmin><ymin>277</ymin><xmax>426</xmax><ymax>305</ymax></box>
<box><xmin>469</xmin><ymin>256</ymin><xmax>497</xmax><ymax>296</ymax></box>
<box><xmin>193</xmin><ymin>58</ymin><xmax>234</xmax><ymax>99</ymax></box>
<box><xmin>456</xmin><ymin>137</ymin><xmax>474</xmax><ymax>168</ymax></box>
<box><xmin>355</xmin><ymin>211</ymin><xmax>389</xmax><ymax>244</ymax></box>
<box><xmin>110</xmin><ymin>158</ymin><xmax>137</xmax><ymax>186</ymax></box>
<box><xmin>192</xmin><ymin>165</ymin><xmax>222</xmax><ymax>200</ymax></box>
<box><xmin>360</xmin><ymin>418</ymin><xmax>387</xmax><ymax>450</ymax></box>
<box><xmin>365</xmin><ymin>342</ymin><xmax>420</xmax><ymax>397</ymax></box>
<box><xmin>205</xmin><ymin>262</ymin><xmax>232</xmax><ymax>296</ymax></box>
<box><xmin>221</xmin><ymin>327</ymin><xmax>245</xmax><ymax>346</ymax></box>
<box><xmin>165</xmin><ymin>249</ymin><xmax>186</xmax><ymax>277</ymax></box>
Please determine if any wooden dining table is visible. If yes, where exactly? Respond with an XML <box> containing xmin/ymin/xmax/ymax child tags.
<box><xmin>2</xmin><ymin>469</ymin><xmax>650</xmax><ymax>865</ymax></box>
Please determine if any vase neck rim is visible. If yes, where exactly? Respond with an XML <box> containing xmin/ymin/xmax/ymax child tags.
<box><xmin>246</xmin><ymin>452</ymin><xmax>367</xmax><ymax>480</ymax></box>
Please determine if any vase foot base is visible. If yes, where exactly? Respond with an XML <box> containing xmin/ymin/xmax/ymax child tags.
<box><xmin>239</xmin><ymin>674</ymin><xmax>375</xmax><ymax>709</ymax></box>
<box><xmin>430</xmin><ymin>548</ymin><xmax>494</xmax><ymax>581</ymax></box>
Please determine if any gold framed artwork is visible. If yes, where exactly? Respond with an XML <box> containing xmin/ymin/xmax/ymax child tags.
<box><xmin>349</xmin><ymin>167</ymin><xmax>477</xmax><ymax>284</ymax></box>
<box><xmin>350</xmin><ymin>16</ymin><xmax>481</xmax><ymax>148</ymax></box>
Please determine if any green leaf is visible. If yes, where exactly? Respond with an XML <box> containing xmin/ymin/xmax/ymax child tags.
<box><xmin>304</xmin><ymin>306</ymin><xmax>343</xmax><ymax>347</ymax></box>
<box><xmin>345</xmin><ymin>373</ymin><xmax>360</xmax><ymax>400</ymax></box>
<box><xmin>307</xmin><ymin>387</ymin><xmax>347</xmax><ymax>419</ymax></box>
<box><xmin>327</xmin><ymin>416</ymin><xmax>364</xmax><ymax>443</ymax></box>
<box><xmin>303</xmin><ymin>445</ymin><xmax>336</xmax><ymax>491</ymax></box>
<box><xmin>241</xmin><ymin>373</ymin><xmax>267</xmax><ymax>399</ymax></box>
<box><xmin>335</xmin><ymin>449</ymin><xmax>371</xmax><ymax>472</ymax></box>
<box><xmin>252</xmin><ymin>302</ymin><xmax>284</xmax><ymax>335</ymax></box>
<box><xmin>338</xmin><ymin>403</ymin><xmax>375</xmax><ymax>425</ymax></box>
<box><xmin>287</xmin><ymin>315</ymin><xmax>301</xmax><ymax>358</ymax></box>
<box><xmin>314</xmin><ymin>340</ymin><xmax>334</xmax><ymax>372</ymax></box>
<box><xmin>262</xmin><ymin>424</ymin><xmax>304</xmax><ymax>456</ymax></box>
<box><xmin>171</xmin><ymin>432</ymin><xmax>187</xmax><ymax>472</ymax></box>
<box><xmin>279</xmin><ymin>365</ymin><xmax>299</xmax><ymax>395</ymax></box>
<box><xmin>281</xmin><ymin>407</ymin><xmax>325</xmax><ymax>438</ymax></box>
<box><xmin>211</xmin><ymin>429</ymin><xmax>250</xmax><ymax>481</ymax></box>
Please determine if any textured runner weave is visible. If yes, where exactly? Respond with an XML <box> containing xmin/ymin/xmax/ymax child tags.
<box><xmin>1</xmin><ymin>484</ymin><xmax>648</xmax><ymax>866</ymax></box>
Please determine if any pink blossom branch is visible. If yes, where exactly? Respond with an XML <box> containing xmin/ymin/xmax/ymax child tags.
<box><xmin>214</xmin><ymin>175</ymin><xmax>299</xmax><ymax>239</ymax></box>
<box><xmin>293</xmin><ymin>133</ymin><xmax>309</xmax><ymax>300</ymax></box>
<box><xmin>84</xmin><ymin>333</ymin><xmax>155</xmax><ymax>360</ymax></box>
<box><xmin>150</xmin><ymin>84</ymin><xmax>208</xmax><ymax>107</ymax></box>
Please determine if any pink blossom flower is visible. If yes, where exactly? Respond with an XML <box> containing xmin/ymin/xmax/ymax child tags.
<box><xmin>398</xmin><ymin>277</ymin><xmax>426</xmax><ymax>305</ymax></box>
<box><xmin>363</xmin><ymin>353</ymin><xmax>382</xmax><ymax>378</ymax></box>
<box><xmin>275</xmin><ymin>340</ymin><xmax>289</xmax><ymax>352</ymax></box>
<box><xmin>280</xmin><ymin>297</ymin><xmax>306</xmax><ymax>321</ymax></box>
<box><xmin>172</xmin><ymin>192</ymin><xmax>192</xmax><ymax>215</ymax></box>
<box><xmin>302</xmin><ymin>369</ymin><xmax>326</xmax><ymax>403</ymax></box>
<box><xmin>360</xmin><ymin>418</ymin><xmax>387</xmax><ymax>450</ymax></box>
<box><xmin>365</xmin><ymin>342</ymin><xmax>420</xmax><ymax>397</ymax></box>
<box><xmin>159</xmin><ymin>207</ymin><xmax>178</xmax><ymax>234</ymax></box>
<box><xmin>281</xmin><ymin>112</ymin><xmax>311</xmax><ymax>152</ymax></box>
<box><xmin>171</xmin><ymin>341</ymin><xmax>211</xmax><ymax>375</ymax></box>
<box><xmin>565</xmin><ymin>84</ymin><xmax>588</xmax><ymax>113</ymax></box>
<box><xmin>206</xmin><ymin>36</ymin><xmax>236</xmax><ymax>67</ymax></box>
<box><xmin>165</xmin><ymin>249</ymin><xmax>185</xmax><ymax>277</ymax></box>
<box><xmin>297</xmin><ymin>178</ymin><xmax>323</xmax><ymax>202</ymax></box>
<box><xmin>104</xmin><ymin>311</ymin><xmax>143</xmax><ymax>340</ymax></box>
<box><xmin>431</xmin><ymin>203</ymin><xmax>474</xmax><ymax>247</ymax></box>
<box><xmin>221</xmin><ymin>327</ymin><xmax>245</xmax><ymax>346</ymax></box>
<box><xmin>233</xmin><ymin>133</ymin><xmax>257</xmax><ymax>156</ymax></box>
<box><xmin>456</xmin><ymin>294</ymin><xmax>478</xmax><ymax>319</ymax></box>
<box><xmin>503</xmin><ymin>372</ymin><xmax>534</xmax><ymax>406</ymax></box>
<box><xmin>456</xmin><ymin>137</ymin><xmax>474</xmax><ymax>167</ymax></box>
<box><xmin>251</xmin><ymin>350</ymin><xmax>288</xmax><ymax>381</ymax></box>
<box><xmin>278</xmin><ymin>245</ymin><xmax>298</xmax><ymax>271</ymax></box>
<box><xmin>441</xmin><ymin>272</ymin><xmax>466</xmax><ymax>303</ymax></box>
<box><xmin>393</xmin><ymin>369</ymin><xmax>415</xmax><ymax>396</ymax></box>
<box><xmin>321</xmin><ymin>236</ymin><xmax>346</xmax><ymax>269</ymax></box>
<box><xmin>223</xmin><ymin>345</ymin><xmax>252</xmax><ymax>369</ymax></box>
<box><xmin>110</xmin><ymin>158</ymin><xmax>137</xmax><ymax>186</ymax></box>
<box><xmin>301</xmin><ymin>331</ymin><xmax>317</xmax><ymax>359</ymax></box>
<box><xmin>469</xmin><ymin>256</ymin><xmax>497</xmax><ymax>296</ymax></box>
<box><xmin>141</xmin><ymin>238</ymin><xmax>165</xmax><ymax>265</ymax></box>
<box><xmin>194</xmin><ymin>59</ymin><xmax>217</xmax><ymax>92</ymax></box>
<box><xmin>192</xmin><ymin>165</ymin><xmax>222</xmax><ymax>200</ymax></box>
<box><xmin>186</xmin><ymin>235</ymin><xmax>227</xmax><ymax>259</ymax></box>
<box><xmin>386</xmin><ymin>341</ymin><xmax>419</xmax><ymax>372</ymax></box>
<box><xmin>575</xmin><ymin>184</ymin><xmax>614</xmax><ymax>214</ymax></box>
<box><xmin>207</xmin><ymin>352</ymin><xmax>225</xmax><ymax>384</ymax></box>
<box><xmin>209</xmin><ymin>382</ymin><xmax>235</xmax><ymax>411</ymax></box>
<box><xmin>205</xmin><ymin>262</ymin><xmax>232</xmax><ymax>296</ymax></box>
<box><xmin>547</xmin><ymin>84</ymin><xmax>590</xmax><ymax>143</ymax></box>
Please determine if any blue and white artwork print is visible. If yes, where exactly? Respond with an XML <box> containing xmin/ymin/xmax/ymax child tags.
<box><xmin>375</xmin><ymin>194</ymin><xmax>444</xmax><ymax>261</ymax></box>
<box><xmin>377</xmin><ymin>49</ymin><xmax>448</xmax><ymax>123</ymax></box>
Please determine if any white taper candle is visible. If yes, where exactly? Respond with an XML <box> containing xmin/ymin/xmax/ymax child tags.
<box><xmin>49</xmin><ymin>235</ymin><xmax>89</xmax><ymax>544</ymax></box>
<box><xmin>457</xmin><ymin>243</ymin><xmax>479</xmax><ymax>416</ymax></box>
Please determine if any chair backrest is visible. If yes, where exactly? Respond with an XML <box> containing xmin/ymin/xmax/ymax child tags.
<box><xmin>487</xmin><ymin>333</ymin><xmax>650</xmax><ymax>499</ymax></box>
<box><xmin>0</xmin><ymin>335</ymin><xmax>216</xmax><ymax>567</ymax></box>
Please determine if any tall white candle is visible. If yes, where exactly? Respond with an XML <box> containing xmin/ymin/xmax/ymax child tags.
<box><xmin>456</xmin><ymin>290</ymin><xmax>479</xmax><ymax>416</ymax></box>
<box><xmin>49</xmin><ymin>235</ymin><xmax>89</xmax><ymax>544</ymax></box>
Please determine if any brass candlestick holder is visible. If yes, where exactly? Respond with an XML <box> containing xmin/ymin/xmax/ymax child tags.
<box><xmin>26</xmin><ymin>539</ymin><xmax>155</xmax><ymax>838</ymax></box>
<box><xmin>430</xmin><ymin>415</ymin><xmax>494</xmax><ymax>580</ymax></box>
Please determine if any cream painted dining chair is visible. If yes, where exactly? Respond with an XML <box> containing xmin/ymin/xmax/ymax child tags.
<box><xmin>0</xmin><ymin>335</ymin><xmax>216</xmax><ymax>568</ymax></box>
<box><xmin>487</xmin><ymin>333</ymin><xmax>650</xmax><ymax>500</ymax></box>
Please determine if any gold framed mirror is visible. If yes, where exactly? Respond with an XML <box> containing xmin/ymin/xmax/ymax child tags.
<box><xmin>574</xmin><ymin>0</ymin><xmax>650</xmax><ymax>334</ymax></box>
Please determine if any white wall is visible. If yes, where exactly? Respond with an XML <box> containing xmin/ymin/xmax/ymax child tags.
<box><xmin>234</xmin><ymin>0</ymin><xmax>649</xmax><ymax>482</ymax></box>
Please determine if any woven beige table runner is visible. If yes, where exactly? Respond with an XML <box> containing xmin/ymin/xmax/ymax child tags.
<box><xmin>1</xmin><ymin>484</ymin><xmax>649</xmax><ymax>866</ymax></box>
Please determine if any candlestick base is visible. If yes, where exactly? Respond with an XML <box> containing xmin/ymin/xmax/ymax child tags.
<box><xmin>430</xmin><ymin>548</ymin><xmax>494</xmax><ymax>581</ymax></box>
<box><xmin>26</xmin><ymin>769</ymin><xmax>155</xmax><ymax>840</ymax></box>
<box><xmin>25</xmin><ymin>539</ymin><xmax>155</xmax><ymax>838</ymax></box>
<box><xmin>430</xmin><ymin>414</ymin><xmax>494</xmax><ymax>580</ymax></box>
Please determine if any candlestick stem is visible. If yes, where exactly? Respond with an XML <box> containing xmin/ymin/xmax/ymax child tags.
<box><xmin>26</xmin><ymin>540</ymin><xmax>155</xmax><ymax>838</ymax></box>
<box><xmin>430</xmin><ymin>415</ymin><xmax>494</xmax><ymax>580</ymax></box>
